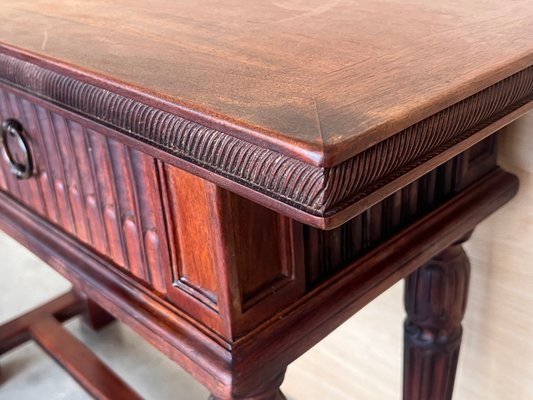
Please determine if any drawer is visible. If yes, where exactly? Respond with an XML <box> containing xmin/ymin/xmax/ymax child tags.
<box><xmin>0</xmin><ymin>84</ymin><xmax>306</xmax><ymax>339</ymax></box>
<box><xmin>0</xmin><ymin>85</ymin><xmax>170</xmax><ymax>293</ymax></box>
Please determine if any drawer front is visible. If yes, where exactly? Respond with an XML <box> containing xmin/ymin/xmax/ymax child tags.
<box><xmin>0</xmin><ymin>84</ymin><xmax>306</xmax><ymax>339</ymax></box>
<box><xmin>0</xmin><ymin>85</ymin><xmax>169</xmax><ymax>292</ymax></box>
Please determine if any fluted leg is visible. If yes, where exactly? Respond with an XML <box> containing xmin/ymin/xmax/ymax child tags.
<box><xmin>403</xmin><ymin>238</ymin><xmax>470</xmax><ymax>400</ymax></box>
<box><xmin>208</xmin><ymin>370</ymin><xmax>286</xmax><ymax>400</ymax></box>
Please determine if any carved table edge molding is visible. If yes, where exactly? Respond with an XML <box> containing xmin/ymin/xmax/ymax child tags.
<box><xmin>0</xmin><ymin>166</ymin><xmax>518</xmax><ymax>397</ymax></box>
<box><xmin>0</xmin><ymin>46</ymin><xmax>531</xmax><ymax>229</ymax></box>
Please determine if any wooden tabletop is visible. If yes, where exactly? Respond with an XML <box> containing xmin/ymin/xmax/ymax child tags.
<box><xmin>0</xmin><ymin>0</ymin><xmax>532</xmax><ymax>167</ymax></box>
<box><xmin>0</xmin><ymin>0</ymin><xmax>532</xmax><ymax>228</ymax></box>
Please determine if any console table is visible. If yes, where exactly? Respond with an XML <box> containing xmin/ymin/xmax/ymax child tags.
<box><xmin>0</xmin><ymin>1</ymin><xmax>532</xmax><ymax>399</ymax></box>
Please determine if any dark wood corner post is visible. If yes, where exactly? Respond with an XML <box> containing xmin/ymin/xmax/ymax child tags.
<box><xmin>209</xmin><ymin>370</ymin><xmax>287</xmax><ymax>400</ymax></box>
<box><xmin>403</xmin><ymin>235</ymin><xmax>471</xmax><ymax>400</ymax></box>
<box><xmin>77</xmin><ymin>291</ymin><xmax>116</xmax><ymax>331</ymax></box>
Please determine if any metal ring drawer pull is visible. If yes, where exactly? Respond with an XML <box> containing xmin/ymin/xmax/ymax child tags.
<box><xmin>0</xmin><ymin>119</ymin><xmax>33</xmax><ymax>180</ymax></box>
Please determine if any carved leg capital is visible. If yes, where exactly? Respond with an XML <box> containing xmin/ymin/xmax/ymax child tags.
<box><xmin>403</xmin><ymin>238</ymin><xmax>471</xmax><ymax>400</ymax></box>
<box><xmin>209</xmin><ymin>370</ymin><xmax>287</xmax><ymax>400</ymax></box>
<box><xmin>209</xmin><ymin>391</ymin><xmax>285</xmax><ymax>400</ymax></box>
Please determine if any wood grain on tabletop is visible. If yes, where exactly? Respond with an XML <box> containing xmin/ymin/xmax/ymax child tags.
<box><xmin>0</xmin><ymin>0</ymin><xmax>531</xmax><ymax>166</ymax></box>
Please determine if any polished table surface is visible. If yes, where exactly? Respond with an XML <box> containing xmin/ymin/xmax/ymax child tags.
<box><xmin>0</xmin><ymin>1</ymin><xmax>532</xmax><ymax>399</ymax></box>
<box><xmin>0</xmin><ymin>0</ymin><xmax>532</xmax><ymax>228</ymax></box>
<box><xmin>0</xmin><ymin>0</ymin><xmax>531</xmax><ymax>164</ymax></box>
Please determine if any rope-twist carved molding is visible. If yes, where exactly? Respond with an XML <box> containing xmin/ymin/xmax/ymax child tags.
<box><xmin>0</xmin><ymin>52</ymin><xmax>531</xmax><ymax>217</ymax></box>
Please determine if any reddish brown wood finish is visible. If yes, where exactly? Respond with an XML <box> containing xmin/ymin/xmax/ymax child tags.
<box><xmin>78</xmin><ymin>292</ymin><xmax>116</xmax><ymax>331</ymax></box>
<box><xmin>0</xmin><ymin>291</ymin><xmax>83</xmax><ymax>355</ymax></box>
<box><xmin>0</xmin><ymin>1</ymin><xmax>532</xmax><ymax>168</ymax></box>
<box><xmin>208</xmin><ymin>370</ymin><xmax>287</xmax><ymax>400</ymax></box>
<box><xmin>30</xmin><ymin>316</ymin><xmax>141</xmax><ymax>400</ymax></box>
<box><xmin>0</xmin><ymin>291</ymin><xmax>140</xmax><ymax>400</ymax></box>
<box><xmin>160</xmin><ymin>165</ymin><xmax>305</xmax><ymax>339</ymax></box>
<box><xmin>0</xmin><ymin>291</ymin><xmax>141</xmax><ymax>398</ymax></box>
<box><xmin>0</xmin><ymin>161</ymin><xmax>518</xmax><ymax>399</ymax></box>
<box><xmin>403</xmin><ymin>236</ymin><xmax>471</xmax><ymax>400</ymax></box>
<box><xmin>0</xmin><ymin>49</ymin><xmax>530</xmax><ymax>228</ymax></box>
<box><xmin>303</xmin><ymin>136</ymin><xmax>497</xmax><ymax>287</ymax></box>
<box><xmin>0</xmin><ymin>6</ymin><xmax>529</xmax><ymax>396</ymax></box>
<box><xmin>0</xmin><ymin>80</ymin><xmax>307</xmax><ymax>341</ymax></box>
<box><xmin>0</xmin><ymin>85</ymin><xmax>170</xmax><ymax>291</ymax></box>
<box><xmin>0</xmin><ymin>67</ymin><xmax>520</xmax><ymax>396</ymax></box>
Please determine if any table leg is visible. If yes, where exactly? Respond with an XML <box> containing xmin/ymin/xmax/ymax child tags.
<box><xmin>208</xmin><ymin>370</ymin><xmax>286</xmax><ymax>400</ymax></box>
<box><xmin>403</xmin><ymin>237</ymin><xmax>470</xmax><ymax>400</ymax></box>
<box><xmin>77</xmin><ymin>291</ymin><xmax>116</xmax><ymax>331</ymax></box>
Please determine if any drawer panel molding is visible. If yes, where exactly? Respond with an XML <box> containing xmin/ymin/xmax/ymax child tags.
<box><xmin>0</xmin><ymin>86</ymin><xmax>169</xmax><ymax>292</ymax></box>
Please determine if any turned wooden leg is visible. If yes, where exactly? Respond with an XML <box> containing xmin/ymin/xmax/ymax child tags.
<box><xmin>403</xmin><ymin>238</ymin><xmax>470</xmax><ymax>400</ymax></box>
<box><xmin>77</xmin><ymin>291</ymin><xmax>116</xmax><ymax>331</ymax></box>
<box><xmin>208</xmin><ymin>370</ymin><xmax>286</xmax><ymax>400</ymax></box>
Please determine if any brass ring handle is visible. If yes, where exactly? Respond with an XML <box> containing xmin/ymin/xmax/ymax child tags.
<box><xmin>0</xmin><ymin>119</ymin><xmax>33</xmax><ymax>180</ymax></box>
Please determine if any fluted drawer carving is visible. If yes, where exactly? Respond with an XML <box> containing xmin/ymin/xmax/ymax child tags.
<box><xmin>304</xmin><ymin>135</ymin><xmax>498</xmax><ymax>288</ymax></box>
<box><xmin>0</xmin><ymin>86</ymin><xmax>169</xmax><ymax>292</ymax></box>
